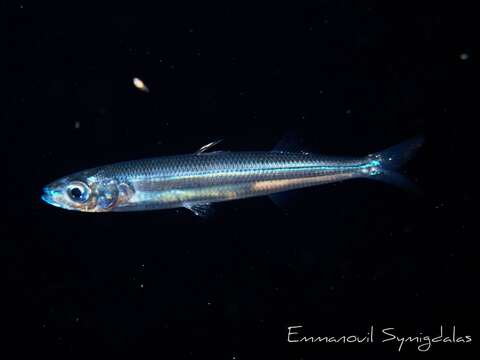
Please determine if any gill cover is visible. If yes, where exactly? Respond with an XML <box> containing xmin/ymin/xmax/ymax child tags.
<box><xmin>96</xmin><ymin>180</ymin><xmax>119</xmax><ymax>209</ymax></box>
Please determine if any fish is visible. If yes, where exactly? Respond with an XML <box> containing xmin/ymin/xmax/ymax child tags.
<box><xmin>41</xmin><ymin>136</ymin><xmax>423</xmax><ymax>215</ymax></box>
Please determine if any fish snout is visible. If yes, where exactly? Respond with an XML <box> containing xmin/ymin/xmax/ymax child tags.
<box><xmin>41</xmin><ymin>186</ymin><xmax>63</xmax><ymax>208</ymax></box>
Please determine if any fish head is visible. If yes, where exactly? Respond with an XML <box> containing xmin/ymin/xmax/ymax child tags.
<box><xmin>41</xmin><ymin>171</ymin><xmax>130</xmax><ymax>212</ymax></box>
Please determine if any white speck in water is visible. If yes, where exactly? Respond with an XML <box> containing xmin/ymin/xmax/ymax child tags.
<box><xmin>133</xmin><ymin>77</ymin><xmax>149</xmax><ymax>92</ymax></box>
<box><xmin>459</xmin><ymin>53</ymin><xmax>469</xmax><ymax>61</ymax></box>
<box><xmin>74</xmin><ymin>121</ymin><xmax>80</xmax><ymax>129</ymax></box>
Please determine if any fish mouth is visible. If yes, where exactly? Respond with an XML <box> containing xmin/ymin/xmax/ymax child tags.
<box><xmin>41</xmin><ymin>187</ymin><xmax>63</xmax><ymax>208</ymax></box>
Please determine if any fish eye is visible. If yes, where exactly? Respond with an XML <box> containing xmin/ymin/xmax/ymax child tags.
<box><xmin>67</xmin><ymin>182</ymin><xmax>90</xmax><ymax>202</ymax></box>
<box><xmin>70</xmin><ymin>187</ymin><xmax>82</xmax><ymax>199</ymax></box>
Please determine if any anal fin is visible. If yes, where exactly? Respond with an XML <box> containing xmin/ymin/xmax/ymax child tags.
<box><xmin>268</xmin><ymin>190</ymin><xmax>303</xmax><ymax>214</ymax></box>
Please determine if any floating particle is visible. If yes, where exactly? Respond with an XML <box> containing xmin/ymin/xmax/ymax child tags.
<box><xmin>133</xmin><ymin>77</ymin><xmax>149</xmax><ymax>93</ymax></box>
<box><xmin>74</xmin><ymin>121</ymin><xmax>80</xmax><ymax>129</ymax></box>
<box><xmin>459</xmin><ymin>53</ymin><xmax>469</xmax><ymax>61</ymax></box>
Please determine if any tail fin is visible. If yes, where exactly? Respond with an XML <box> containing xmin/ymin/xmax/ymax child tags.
<box><xmin>367</xmin><ymin>136</ymin><xmax>424</xmax><ymax>193</ymax></box>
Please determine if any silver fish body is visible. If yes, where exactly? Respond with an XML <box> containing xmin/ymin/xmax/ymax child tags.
<box><xmin>41</xmin><ymin>137</ymin><xmax>423</xmax><ymax>213</ymax></box>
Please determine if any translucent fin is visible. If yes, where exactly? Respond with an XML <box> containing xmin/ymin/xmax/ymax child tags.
<box><xmin>268</xmin><ymin>192</ymin><xmax>295</xmax><ymax>214</ymax></box>
<box><xmin>196</xmin><ymin>139</ymin><xmax>223</xmax><ymax>155</ymax></box>
<box><xmin>369</xmin><ymin>170</ymin><xmax>422</xmax><ymax>194</ymax></box>
<box><xmin>368</xmin><ymin>136</ymin><xmax>424</xmax><ymax>193</ymax></box>
<box><xmin>184</xmin><ymin>203</ymin><xmax>213</xmax><ymax>217</ymax></box>
<box><xmin>272</xmin><ymin>131</ymin><xmax>305</xmax><ymax>153</ymax></box>
<box><xmin>370</xmin><ymin>136</ymin><xmax>424</xmax><ymax>171</ymax></box>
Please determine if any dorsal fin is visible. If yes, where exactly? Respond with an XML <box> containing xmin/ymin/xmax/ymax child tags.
<box><xmin>272</xmin><ymin>131</ymin><xmax>305</xmax><ymax>153</ymax></box>
<box><xmin>195</xmin><ymin>139</ymin><xmax>223</xmax><ymax>155</ymax></box>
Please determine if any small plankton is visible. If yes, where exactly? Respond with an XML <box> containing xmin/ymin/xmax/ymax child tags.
<box><xmin>133</xmin><ymin>77</ymin><xmax>149</xmax><ymax>92</ymax></box>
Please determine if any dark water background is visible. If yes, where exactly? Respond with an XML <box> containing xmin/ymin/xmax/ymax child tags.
<box><xmin>6</xmin><ymin>2</ymin><xmax>477</xmax><ymax>357</ymax></box>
